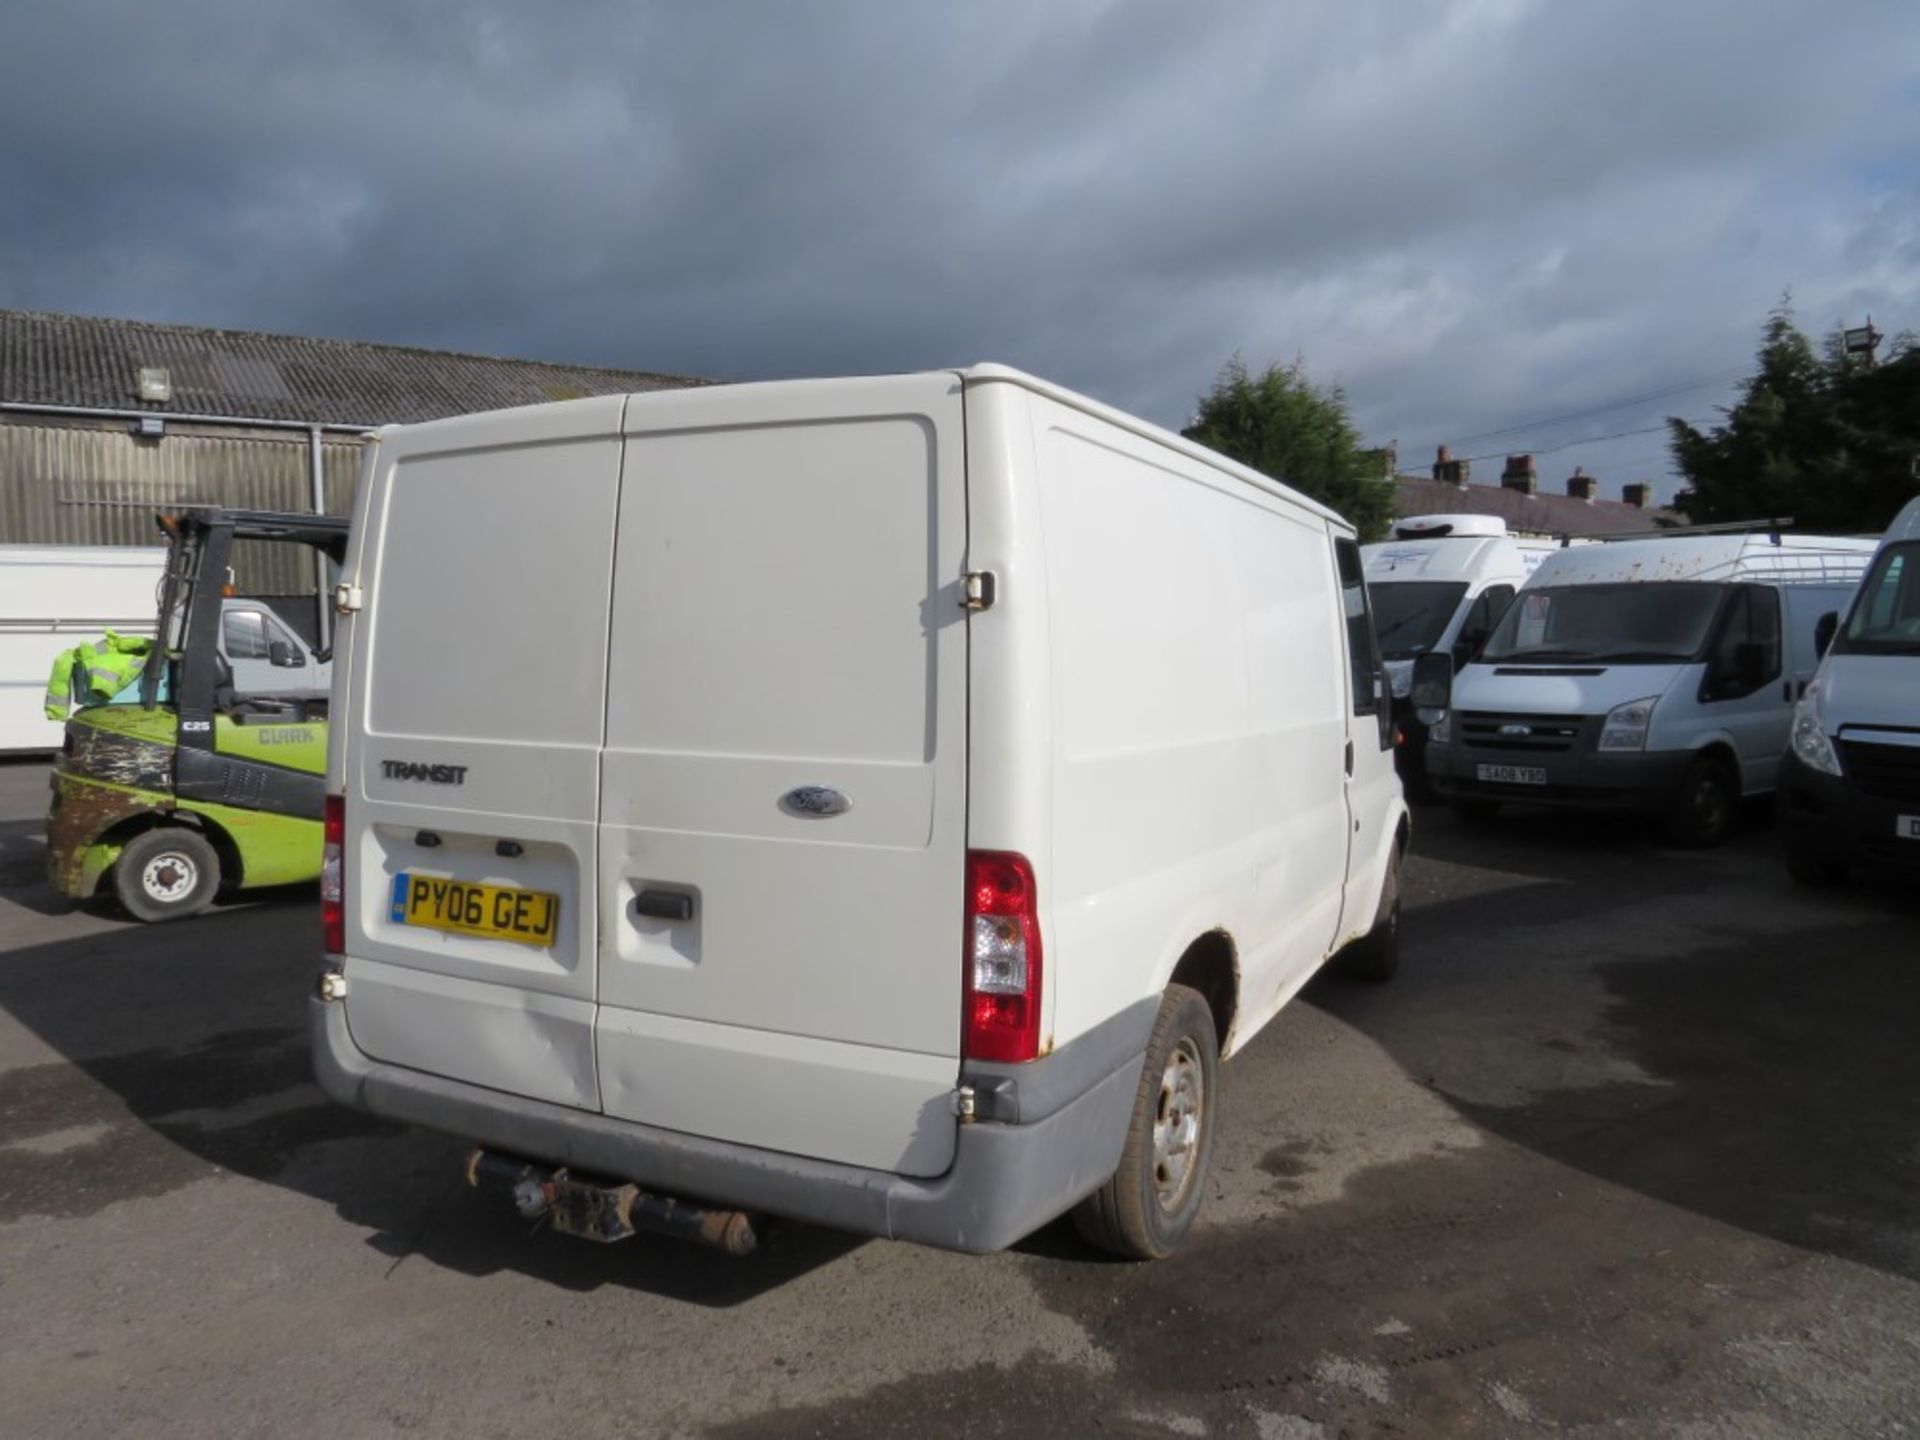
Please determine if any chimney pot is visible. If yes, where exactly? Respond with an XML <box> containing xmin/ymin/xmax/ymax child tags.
<box><xmin>1500</xmin><ymin>453</ymin><xmax>1538</xmax><ymax>496</ymax></box>
<box><xmin>1622</xmin><ymin>482</ymin><xmax>1652</xmax><ymax>509</ymax></box>
<box><xmin>1432</xmin><ymin>445</ymin><xmax>1471</xmax><ymax>489</ymax></box>
<box><xmin>1566</xmin><ymin>467</ymin><xmax>1598</xmax><ymax>501</ymax></box>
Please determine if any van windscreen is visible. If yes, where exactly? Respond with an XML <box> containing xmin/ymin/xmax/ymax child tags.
<box><xmin>1479</xmin><ymin>582</ymin><xmax>1726</xmax><ymax>664</ymax></box>
<box><xmin>1370</xmin><ymin>581</ymin><xmax>1468</xmax><ymax>659</ymax></box>
<box><xmin>1836</xmin><ymin>544</ymin><xmax>1920</xmax><ymax>655</ymax></box>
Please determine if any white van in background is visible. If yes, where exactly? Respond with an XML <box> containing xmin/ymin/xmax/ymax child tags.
<box><xmin>1779</xmin><ymin>496</ymin><xmax>1920</xmax><ymax>884</ymax></box>
<box><xmin>1419</xmin><ymin>530</ymin><xmax>1876</xmax><ymax>844</ymax></box>
<box><xmin>313</xmin><ymin>366</ymin><xmax>1409</xmax><ymax>1260</ymax></box>
<box><xmin>1363</xmin><ymin>515</ymin><xmax>1556</xmax><ymax>792</ymax></box>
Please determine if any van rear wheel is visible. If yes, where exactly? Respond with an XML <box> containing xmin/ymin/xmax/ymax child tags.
<box><xmin>113</xmin><ymin>828</ymin><xmax>221</xmax><ymax>922</ymax></box>
<box><xmin>1071</xmin><ymin>984</ymin><xmax>1218</xmax><ymax>1261</ymax></box>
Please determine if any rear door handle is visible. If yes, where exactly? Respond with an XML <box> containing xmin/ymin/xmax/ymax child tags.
<box><xmin>634</xmin><ymin>889</ymin><xmax>694</xmax><ymax>922</ymax></box>
<box><xmin>1344</xmin><ymin>739</ymin><xmax>1354</xmax><ymax>777</ymax></box>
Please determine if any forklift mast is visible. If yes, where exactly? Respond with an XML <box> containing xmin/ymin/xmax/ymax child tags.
<box><xmin>137</xmin><ymin>508</ymin><xmax>352</xmax><ymax>756</ymax></box>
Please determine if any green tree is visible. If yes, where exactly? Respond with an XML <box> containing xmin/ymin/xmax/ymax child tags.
<box><xmin>1183</xmin><ymin>356</ymin><xmax>1397</xmax><ymax>540</ymax></box>
<box><xmin>1670</xmin><ymin>302</ymin><xmax>1920</xmax><ymax>531</ymax></box>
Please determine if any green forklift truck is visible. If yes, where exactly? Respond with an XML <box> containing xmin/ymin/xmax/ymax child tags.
<box><xmin>46</xmin><ymin>508</ymin><xmax>350</xmax><ymax>921</ymax></box>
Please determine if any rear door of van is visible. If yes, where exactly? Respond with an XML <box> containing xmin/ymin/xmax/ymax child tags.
<box><xmin>595</xmin><ymin>376</ymin><xmax>968</xmax><ymax>1177</ymax></box>
<box><xmin>340</xmin><ymin>399</ymin><xmax>625</xmax><ymax>1111</ymax></box>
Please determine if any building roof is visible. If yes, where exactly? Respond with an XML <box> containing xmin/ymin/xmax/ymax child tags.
<box><xmin>1394</xmin><ymin>473</ymin><xmax>1682</xmax><ymax>538</ymax></box>
<box><xmin>0</xmin><ymin>309</ymin><xmax>703</xmax><ymax>427</ymax></box>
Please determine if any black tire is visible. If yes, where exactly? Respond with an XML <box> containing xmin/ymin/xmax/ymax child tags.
<box><xmin>1334</xmin><ymin>848</ymin><xmax>1401</xmax><ymax>983</ymax></box>
<box><xmin>1783</xmin><ymin>835</ymin><xmax>1848</xmax><ymax>888</ymax></box>
<box><xmin>112</xmin><ymin>827</ymin><xmax>221</xmax><ymax>922</ymax></box>
<box><xmin>1664</xmin><ymin>754</ymin><xmax>1739</xmax><ymax>848</ymax></box>
<box><xmin>1072</xmin><ymin>984</ymin><xmax>1219</xmax><ymax>1260</ymax></box>
<box><xmin>1448</xmin><ymin>799</ymin><xmax>1501</xmax><ymax>824</ymax></box>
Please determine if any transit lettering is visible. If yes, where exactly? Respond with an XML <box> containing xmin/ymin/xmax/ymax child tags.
<box><xmin>380</xmin><ymin>759</ymin><xmax>469</xmax><ymax>785</ymax></box>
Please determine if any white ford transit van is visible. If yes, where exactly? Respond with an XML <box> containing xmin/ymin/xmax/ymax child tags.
<box><xmin>1779</xmin><ymin>496</ymin><xmax>1920</xmax><ymax>884</ymax></box>
<box><xmin>1363</xmin><ymin>515</ymin><xmax>1555</xmax><ymax>792</ymax></box>
<box><xmin>1419</xmin><ymin>530</ymin><xmax>1875</xmax><ymax>844</ymax></box>
<box><xmin>312</xmin><ymin>366</ymin><xmax>1409</xmax><ymax>1259</ymax></box>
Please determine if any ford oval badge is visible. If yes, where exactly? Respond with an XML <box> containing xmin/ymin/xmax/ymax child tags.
<box><xmin>781</xmin><ymin>785</ymin><xmax>851</xmax><ymax>818</ymax></box>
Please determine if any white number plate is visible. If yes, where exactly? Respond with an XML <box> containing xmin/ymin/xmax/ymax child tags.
<box><xmin>1898</xmin><ymin>815</ymin><xmax>1920</xmax><ymax>841</ymax></box>
<box><xmin>1477</xmin><ymin>763</ymin><xmax>1548</xmax><ymax>786</ymax></box>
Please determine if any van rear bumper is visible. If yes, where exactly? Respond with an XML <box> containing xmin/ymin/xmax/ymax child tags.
<box><xmin>310</xmin><ymin>996</ymin><xmax>1148</xmax><ymax>1255</ymax></box>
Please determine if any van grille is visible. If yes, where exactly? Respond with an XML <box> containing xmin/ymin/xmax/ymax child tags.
<box><xmin>1838</xmin><ymin>738</ymin><xmax>1920</xmax><ymax>803</ymax></box>
<box><xmin>1458</xmin><ymin>711</ymin><xmax>1590</xmax><ymax>754</ymax></box>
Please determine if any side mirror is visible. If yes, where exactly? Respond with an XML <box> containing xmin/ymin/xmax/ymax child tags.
<box><xmin>1411</xmin><ymin>651</ymin><xmax>1454</xmax><ymax>727</ymax></box>
<box><xmin>1452</xmin><ymin>630</ymin><xmax>1485</xmax><ymax>669</ymax></box>
<box><xmin>1814</xmin><ymin>611</ymin><xmax>1838</xmax><ymax>656</ymax></box>
<box><xmin>268</xmin><ymin>640</ymin><xmax>301</xmax><ymax>668</ymax></box>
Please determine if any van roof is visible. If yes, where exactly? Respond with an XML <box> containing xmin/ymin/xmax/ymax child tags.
<box><xmin>373</xmin><ymin>365</ymin><xmax>1355</xmax><ymax>534</ymax></box>
<box><xmin>959</xmin><ymin>365</ymin><xmax>1349</xmax><ymax>530</ymax></box>
<box><xmin>1527</xmin><ymin>531</ymin><xmax>1878</xmax><ymax>588</ymax></box>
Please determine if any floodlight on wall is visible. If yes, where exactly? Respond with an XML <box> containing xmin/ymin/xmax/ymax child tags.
<box><xmin>135</xmin><ymin>415</ymin><xmax>166</xmax><ymax>439</ymax></box>
<box><xmin>137</xmin><ymin>366</ymin><xmax>172</xmax><ymax>403</ymax></box>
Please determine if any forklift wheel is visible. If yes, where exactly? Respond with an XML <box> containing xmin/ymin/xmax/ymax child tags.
<box><xmin>114</xmin><ymin>828</ymin><xmax>221</xmax><ymax>923</ymax></box>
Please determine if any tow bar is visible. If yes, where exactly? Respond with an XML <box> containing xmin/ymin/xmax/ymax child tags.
<box><xmin>465</xmin><ymin>1149</ymin><xmax>759</xmax><ymax>1256</ymax></box>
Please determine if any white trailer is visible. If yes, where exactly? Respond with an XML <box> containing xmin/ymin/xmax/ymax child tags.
<box><xmin>0</xmin><ymin>545</ymin><xmax>167</xmax><ymax>753</ymax></box>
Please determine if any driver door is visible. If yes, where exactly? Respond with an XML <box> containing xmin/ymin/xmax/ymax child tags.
<box><xmin>1699</xmin><ymin>585</ymin><xmax>1786</xmax><ymax>790</ymax></box>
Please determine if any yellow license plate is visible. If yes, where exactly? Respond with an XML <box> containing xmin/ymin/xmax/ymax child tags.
<box><xmin>390</xmin><ymin>873</ymin><xmax>560</xmax><ymax>945</ymax></box>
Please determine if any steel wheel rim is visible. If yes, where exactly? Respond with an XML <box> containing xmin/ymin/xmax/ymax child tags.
<box><xmin>1152</xmin><ymin>1037</ymin><xmax>1205</xmax><ymax>1212</ymax></box>
<box><xmin>1691</xmin><ymin>774</ymin><xmax>1728</xmax><ymax>834</ymax></box>
<box><xmin>141</xmin><ymin>851</ymin><xmax>198</xmax><ymax>903</ymax></box>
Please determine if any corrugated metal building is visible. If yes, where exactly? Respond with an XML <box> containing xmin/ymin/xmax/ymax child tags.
<box><xmin>1</xmin><ymin>309</ymin><xmax>701</xmax><ymax>599</ymax></box>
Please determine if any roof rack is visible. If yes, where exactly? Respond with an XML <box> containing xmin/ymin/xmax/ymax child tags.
<box><xmin>1569</xmin><ymin>516</ymin><xmax>1795</xmax><ymax>544</ymax></box>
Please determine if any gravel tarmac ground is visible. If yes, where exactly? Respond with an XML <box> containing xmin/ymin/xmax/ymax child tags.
<box><xmin>2</xmin><ymin>756</ymin><xmax>1916</xmax><ymax>1438</ymax></box>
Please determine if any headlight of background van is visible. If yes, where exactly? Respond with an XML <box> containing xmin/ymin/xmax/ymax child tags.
<box><xmin>1428</xmin><ymin>711</ymin><xmax>1451</xmax><ymax>744</ymax></box>
<box><xmin>1599</xmin><ymin>696</ymin><xmax>1659</xmax><ymax>752</ymax></box>
<box><xmin>1789</xmin><ymin>693</ymin><xmax>1841</xmax><ymax>776</ymax></box>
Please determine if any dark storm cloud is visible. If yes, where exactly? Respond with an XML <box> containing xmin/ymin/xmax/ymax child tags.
<box><xmin>4</xmin><ymin>0</ymin><xmax>1917</xmax><ymax>496</ymax></box>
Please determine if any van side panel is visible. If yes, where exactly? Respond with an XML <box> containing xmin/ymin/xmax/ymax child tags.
<box><xmin>1028</xmin><ymin>400</ymin><xmax>1350</xmax><ymax>1054</ymax></box>
<box><xmin>340</xmin><ymin>398</ymin><xmax>626</xmax><ymax>1110</ymax></box>
<box><xmin>595</xmin><ymin>377</ymin><xmax>967</xmax><ymax>1177</ymax></box>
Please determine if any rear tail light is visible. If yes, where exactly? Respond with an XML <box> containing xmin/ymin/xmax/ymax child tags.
<box><xmin>963</xmin><ymin>850</ymin><xmax>1042</xmax><ymax>1063</ymax></box>
<box><xmin>321</xmin><ymin>794</ymin><xmax>345</xmax><ymax>956</ymax></box>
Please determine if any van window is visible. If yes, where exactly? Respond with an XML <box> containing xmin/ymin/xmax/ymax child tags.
<box><xmin>1455</xmin><ymin>583</ymin><xmax>1517</xmax><ymax>659</ymax></box>
<box><xmin>1481</xmin><ymin>582</ymin><xmax>1725</xmax><ymax>664</ymax></box>
<box><xmin>1335</xmin><ymin>538</ymin><xmax>1379</xmax><ymax>713</ymax></box>
<box><xmin>1837</xmin><ymin>545</ymin><xmax>1920</xmax><ymax>654</ymax></box>
<box><xmin>1703</xmin><ymin>585</ymin><xmax>1781</xmax><ymax>699</ymax></box>
<box><xmin>222</xmin><ymin>609</ymin><xmax>271</xmax><ymax>661</ymax></box>
<box><xmin>1370</xmin><ymin>581</ymin><xmax>1466</xmax><ymax>659</ymax></box>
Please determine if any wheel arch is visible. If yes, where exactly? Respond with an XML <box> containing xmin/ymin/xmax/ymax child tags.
<box><xmin>1688</xmin><ymin>737</ymin><xmax>1743</xmax><ymax>788</ymax></box>
<box><xmin>1165</xmin><ymin>929</ymin><xmax>1240</xmax><ymax>1058</ymax></box>
<box><xmin>92</xmin><ymin>809</ymin><xmax>239</xmax><ymax>893</ymax></box>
